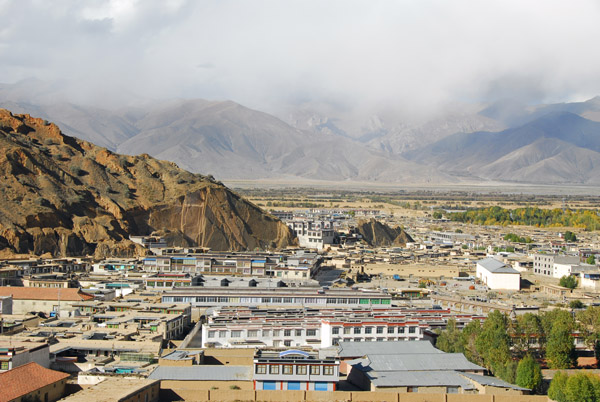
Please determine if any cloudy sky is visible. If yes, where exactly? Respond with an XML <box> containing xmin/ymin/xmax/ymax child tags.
<box><xmin>1</xmin><ymin>0</ymin><xmax>600</xmax><ymax>113</ymax></box>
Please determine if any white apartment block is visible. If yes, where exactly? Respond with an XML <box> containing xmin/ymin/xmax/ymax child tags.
<box><xmin>200</xmin><ymin>307</ymin><xmax>479</xmax><ymax>349</ymax></box>
<box><xmin>533</xmin><ymin>254</ymin><xmax>579</xmax><ymax>277</ymax></box>
<box><xmin>287</xmin><ymin>220</ymin><xmax>335</xmax><ymax>250</ymax></box>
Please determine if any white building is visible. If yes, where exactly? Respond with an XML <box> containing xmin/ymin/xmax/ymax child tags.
<box><xmin>476</xmin><ymin>257</ymin><xmax>520</xmax><ymax>290</ymax></box>
<box><xmin>287</xmin><ymin>220</ymin><xmax>335</xmax><ymax>250</ymax></box>
<box><xmin>533</xmin><ymin>254</ymin><xmax>579</xmax><ymax>277</ymax></box>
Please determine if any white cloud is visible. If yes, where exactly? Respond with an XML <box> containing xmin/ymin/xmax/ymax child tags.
<box><xmin>1</xmin><ymin>0</ymin><xmax>599</xmax><ymax>112</ymax></box>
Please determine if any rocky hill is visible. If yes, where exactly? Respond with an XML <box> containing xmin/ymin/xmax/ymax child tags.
<box><xmin>0</xmin><ymin>109</ymin><xmax>295</xmax><ymax>258</ymax></box>
<box><xmin>355</xmin><ymin>218</ymin><xmax>414</xmax><ymax>247</ymax></box>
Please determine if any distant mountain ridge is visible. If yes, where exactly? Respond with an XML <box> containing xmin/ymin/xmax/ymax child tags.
<box><xmin>1</xmin><ymin>80</ymin><xmax>600</xmax><ymax>185</ymax></box>
<box><xmin>406</xmin><ymin>112</ymin><xmax>600</xmax><ymax>184</ymax></box>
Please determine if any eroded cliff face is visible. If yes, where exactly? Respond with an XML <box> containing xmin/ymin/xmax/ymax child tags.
<box><xmin>355</xmin><ymin>218</ymin><xmax>414</xmax><ymax>247</ymax></box>
<box><xmin>0</xmin><ymin>109</ymin><xmax>295</xmax><ymax>257</ymax></box>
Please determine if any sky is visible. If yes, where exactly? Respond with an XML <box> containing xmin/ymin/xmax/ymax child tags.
<box><xmin>1</xmin><ymin>0</ymin><xmax>600</xmax><ymax>114</ymax></box>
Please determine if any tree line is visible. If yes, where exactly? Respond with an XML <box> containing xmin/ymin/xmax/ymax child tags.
<box><xmin>436</xmin><ymin>306</ymin><xmax>600</xmax><ymax>392</ymax></box>
<box><xmin>448</xmin><ymin>206</ymin><xmax>600</xmax><ymax>231</ymax></box>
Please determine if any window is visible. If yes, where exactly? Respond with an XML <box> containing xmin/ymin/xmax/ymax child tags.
<box><xmin>283</xmin><ymin>365</ymin><xmax>293</xmax><ymax>375</ymax></box>
<box><xmin>376</xmin><ymin>326</ymin><xmax>384</xmax><ymax>334</ymax></box>
<box><xmin>353</xmin><ymin>327</ymin><xmax>361</xmax><ymax>334</ymax></box>
<box><xmin>284</xmin><ymin>329</ymin><xmax>292</xmax><ymax>337</ymax></box>
<box><xmin>409</xmin><ymin>326</ymin><xmax>416</xmax><ymax>334</ymax></box>
<box><xmin>263</xmin><ymin>330</ymin><xmax>271</xmax><ymax>337</ymax></box>
<box><xmin>231</xmin><ymin>330</ymin><xmax>242</xmax><ymax>338</ymax></box>
<box><xmin>310</xmin><ymin>365</ymin><xmax>320</xmax><ymax>375</ymax></box>
<box><xmin>343</xmin><ymin>327</ymin><xmax>351</xmax><ymax>334</ymax></box>
<box><xmin>323</xmin><ymin>366</ymin><xmax>334</xmax><ymax>376</ymax></box>
<box><xmin>255</xmin><ymin>364</ymin><xmax>267</xmax><ymax>374</ymax></box>
<box><xmin>208</xmin><ymin>331</ymin><xmax>216</xmax><ymax>338</ymax></box>
<box><xmin>365</xmin><ymin>327</ymin><xmax>372</xmax><ymax>334</ymax></box>
<box><xmin>284</xmin><ymin>340</ymin><xmax>292</xmax><ymax>347</ymax></box>
<box><xmin>269</xmin><ymin>365</ymin><xmax>280</xmax><ymax>374</ymax></box>
<box><xmin>273</xmin><ymin>330</ymin><xmax>281</xmax><ymax>337</ymax></box>
<box><xmin>387</xmin><ymin>327</ymin><xmax>395</xmax><ymax>334</ymax></box>
<box><xmin>314</xmin><ymin>382</ymin><xmax>328</xmax><ymax>391</ymax></box>
<box><xmin>332</xmin><ymin>327</ymin><xmax>340</xmax><ymax>335</ymax></box>
<box><xmin>399</xmin><ymin>327</ymin><xmax>405</xmax><ymax>334</ymax></box>
<box><xmin>219</xmin><ymin>331</ymin><xmax>226</xmax><ymax>338</ymax></box>
<box><xmin>295</xmin><ymin>329</ymin><xmax>302</xmax><ymax>336</ymax></box>
<box><xmin>297</xmin><ymin>365</ymin><xmax>307</xmax><ymax>375</ymax></box>
<box><xmin>307</xmin><ymin>329</ymin><xmax>316</xmax><ymax>336</ymax></box>
<box><xmin>248</xmin><ymin>330</ymin><xmax>259</xmax><ymax>337</ymax></box>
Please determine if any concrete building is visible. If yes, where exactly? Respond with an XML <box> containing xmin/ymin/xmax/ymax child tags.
<box><xmin>162</xmin><ymin>288</ymin><xmax>392</xmax><ymax>308</ymax></box>
<box><xmin>253</xmin><ymin>349</ymin><xmax>339</xmax><ymax>391</ymax></box>
<box><xmin>0</xmin><ymin>287</ymin><xmax>95</xmax><ymax>314</ymax></box>
<box><xmin>0</xmin><ymin>295</ymin><xmax>12</xmax><ymax>314</ymax></box>
<box><xmin>287</xmin><ymin>220</ymin><xmax>336</xmax><ymax>250</ymax></box>
<box><xmin>533</xmin><ymin>254</ymin><xmax>579</xmax><ymax>277</ymax></box>
<box><xmin>142</xmin><ymin>250</ymin><xmax>321</xmax><ymax>279</ymax></box>
<box><xmin>343</xmin><ymin>341</ymin><xmax>526</xmax><ymax>394</ymax></box>
<box><xmin>59</xmin><ymin>377</ymin><xmax>160</xmax><ymax>402</ymax></box>
<box><xmin>0</xmin><ymin>341</ymin><xmax>50</xmax><ymax>372</ymax></box>
<box><xmin>143</xmin><ymin>273</ymin><xmax>202</xmax><ymax>289</ymax></box>
<box><xmin>475</xmin><ymin>258</ymin><xmax>520</xmax><ymax>290</ymax></box>
<box><xmin>200</xmin><ymin>306</ymin><xmax>481</xmax><ymax>349</ymax></box>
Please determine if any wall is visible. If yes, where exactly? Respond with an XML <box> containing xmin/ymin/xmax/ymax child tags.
<box><xmin>119</xmin><ymin>382</ymin><xmax>160</xmax><ymax>402</ymax></box>
<box><xmin>10</xmin><ymin>299</ymin><xmax>79</xmax><ymax>315</ymax></box>
<box><xmin>160</xmin><ymin>379</ymin><xmax>253</xmax><ymax>391</ymax></box>
<box><xmin>363</xmin><ymin>263</ymin><xmax>459</xmax><ymax>278</ymax></box>
<box><xmin>196</xmin><ymin>348</ymin><xmax>255</xmax><ymax>365</ymax></box>
<box><xmin>19</xmin><ymin>378</ymin><xmax>67</xmax><ymax>402</ymax></box>
<box><xmin>155</xmin><ymin>388</ymin><xmax>550</xmax><ymax>402</ymax></box>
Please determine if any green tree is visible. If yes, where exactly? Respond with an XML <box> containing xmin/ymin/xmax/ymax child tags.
<box><xmin>559</xmin><ymin>275</ymin><xmax>578</xmax><ymax>290</ymax></box>
<box><xmin>475</xmin><ymin>310</ymin><xmax>512</xmax><ymax>379</ymax></box>
<box><xmin>576</xmin><ymin>306</ymin><xmax>600</xmax><ymax>357</ymax></box>
<box><xmin>547</xmin><ymin>321</ymin><xmax>577</xmax><ymax>369</ymax></box>
<box><xmin>587</xmin><ymin>255</ymin><xmax>596</xmax><ymax>265</ymax></box>
<box><xmin>569</xmin><ymin>300</ymin><xmax>584</xmax><ymax>309</ymax></box>
<box><xmin>436</xmin><ymin>318</ymin><xmax>465</xmax><ymax>354</ymax></box>
<box><xmin>564</xmin><ymin>231</ymin><xmax>577</xmax><ymax>242</ymax></box>
<box><xmin>461</xmin><ymin>319</ymin><xmax>483</xmax><ymax>365</ymax></box>
<box><xmin>548</xmin><ymin>371</ymin><xmax>569</xmax><ymax>402</ymax></box>
<box><xmin>565</xmin><ymin>373</ymin><xmax>596</xmax><ymax>402</ymax></box>
<box><xmin>515</xmin><ymin>355</ymin><xmax>542</xmax><ymax>392</ymax></box>
<box><xmin>513</xmin><ymin>313</ymin><xmax>544</xmax><ymax>357</ymax></box>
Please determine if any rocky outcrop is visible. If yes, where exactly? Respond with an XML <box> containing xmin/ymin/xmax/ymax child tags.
<box><xmin>0</xmin><ymin>109</ymin><xmax>295</xmax><ymax>257</ymax></box>
<box><xmin>355</xmin><ymin>218</ymin><xmax>414</xmax><ymax>247</ymax></box>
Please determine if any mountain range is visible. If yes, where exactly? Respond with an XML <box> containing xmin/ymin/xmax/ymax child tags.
<box><xmin>0</xmin><ymin>108</ymin><xmax>295</xmax><ymax>258</ymax></box>
<box><xmin>2</xmin><ymin>80</ymin><xmax>600</xmax><ymax>185</ymax></box>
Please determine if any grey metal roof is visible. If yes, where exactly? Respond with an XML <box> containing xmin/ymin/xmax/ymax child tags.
<box><xmin>367</xmin><ymin>369</ymin><xmax>476</xmax><ymax>389</ymax></box>
<box><xmin>477</xmin><ymin>257</ymin><xmax>519</xmax><ymax>274</ymax></box>
<box><xmin>160</xmin><ymin>350</ymin><xmax>201</xmax><ymax>361</ymax></box>
<box><xmin>338</xmin><ymin>340</ymin><xmax>442</xmax><ymax>358</ymax></box>
<box><xmin>148</xmin><ymin>365</ymin><xmax>252</xmax><ymax>381</ymax></box>
<box><xmin>350</xmin><ymin>353</ymin><xmax>484</xmax><ymax>372</ymax></box>
<box><xmin>460</xmin><ymin>372</ymin><xmax>530</xmax><ymax>391</ymax></box>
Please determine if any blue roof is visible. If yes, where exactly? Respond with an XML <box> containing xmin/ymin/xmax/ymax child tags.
<box><xmin>279</xmin><ymin>349</ymin><xmax>310</xmax><ymax>358</ymax></box>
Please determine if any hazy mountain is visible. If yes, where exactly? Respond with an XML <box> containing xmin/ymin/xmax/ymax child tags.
<box><xmin>2</xmin><ymin>79</ymin><xmax>600</xmax><ymax>185</ymax></box>
<box><xmin>407</xmin><ymin>112</ymin><xmax>600</xmax><ymax>184</ymax></box>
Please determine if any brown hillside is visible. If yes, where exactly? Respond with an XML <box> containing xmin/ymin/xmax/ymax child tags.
<box><xmin>0</xmin><ymin>109</ymin><xmax>295</xmax><ymax>257</ymax></box>
<box><xmin>355</xmin><ymin>218</ymin><xmax>414</xmax><ymax>247</ymax></box>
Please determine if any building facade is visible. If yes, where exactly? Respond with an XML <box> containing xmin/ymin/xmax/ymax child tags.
<box><xmin>254</xmin><ymin>350</ymin><xmax>339</xmax><ymax>391</ymax></box>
